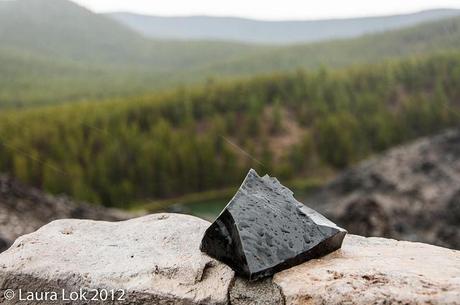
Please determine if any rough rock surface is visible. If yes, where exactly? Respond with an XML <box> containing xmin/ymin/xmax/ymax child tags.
<box><xmin>274</xmin><ymin>234</ymin><xmax>460</xmax><ymax>305</ymax></box>
<box><xmin>1</xmin><ymin>214</ymin><xmax>459</xmax><ymax>305</ymax></box>
<box><xmin>306</xmin><ymin>129</ymin><xmax>460</xmax><ymax>249</ymax></box>
<box><xmin>0</xmin><ymin>174</ymin><xmax>133</xmax><ymax>253</ymax></box>
<box><xmin>229</xmin><ymin>278</ymin><xmax>284</xmax><ymax>305</ymax></box>
<box><xmin>0</xmin><ymin>214</ymin><xmax>234</xmax><ymax>305</ymax></box>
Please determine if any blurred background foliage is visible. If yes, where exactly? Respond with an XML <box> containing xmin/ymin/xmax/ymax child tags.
<box><xmin>1</xmin><ymin>0</ymin><xmax>460</xmax><ymax>210</ymax></box>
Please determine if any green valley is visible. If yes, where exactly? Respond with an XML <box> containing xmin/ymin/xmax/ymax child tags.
<box><xmin>1</xmin><ymin>52</ymin><xmax>459</xmax><ymax>207</ymax></box>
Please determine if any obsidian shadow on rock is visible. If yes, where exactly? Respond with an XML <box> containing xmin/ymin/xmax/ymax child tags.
<box><xmin>200</xmin><ymin>169</ymin><xmax>347</xmax><ymax>280</ymax></box>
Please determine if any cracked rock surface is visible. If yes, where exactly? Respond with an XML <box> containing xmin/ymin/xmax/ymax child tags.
<box><xmin>0</xmin><ymin>213</ymin><xmax>459</xmax><ymax>305</ymax></box>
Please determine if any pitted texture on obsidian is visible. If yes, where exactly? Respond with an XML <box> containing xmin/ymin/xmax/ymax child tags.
<box><xmin>200</xmin><ymin>169</ymin><xmax>347</xmax><ymax>280</ymax></box>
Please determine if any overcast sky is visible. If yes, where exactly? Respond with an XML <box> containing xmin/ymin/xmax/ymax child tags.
<box><xmin>72</xmin><ymin>0</ymin><xmax>460</xmax><ymax>20</ymax></box>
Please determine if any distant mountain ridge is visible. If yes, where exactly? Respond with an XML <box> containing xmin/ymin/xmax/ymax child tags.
<box><xmin>0</xmin><ymin>0</ymin><xmax>264</xmax><ymax>68</ymax></box>
<box><xmin>0</xmin><ymin>0</ymin><xmax>148</xmax><ymax>65</ymax></box>
<box><xmin>108</xmin><ymin>9</ymin><xmax>460</xmax><ymax>44</ymax></box>
<box><xmin>2</xmin><ymin>0</ymin><xmax>460</xmax><ymax>107</ymax></box>
<box><xmin>196</xmin><ymin>15</ymin><xmax>460</xmax><ymax>77</ymax></box>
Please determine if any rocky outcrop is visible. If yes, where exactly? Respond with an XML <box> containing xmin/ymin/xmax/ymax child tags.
<box><xmin>274</xmin><ymin>235</ymin><xmax>460</xmax><ymax>305</ymax></box>
<box><xmin>0</xmin><ymin>174</ymin><xmax>133</xmax><ymax>253</ymax></box>
<box><xmin>0</xmin><ymin>214</ymin><xmax>234</xmax><ymax>305</ymax></box>
<box><xmin>1</xmin><ymin>214</ymin><xmax>459</xmax><ymax>305</ymax></box>
<box><xmin>306</xmin><ymin>129</ymin><xmax>460</xmax><ymax>249</ymax></box>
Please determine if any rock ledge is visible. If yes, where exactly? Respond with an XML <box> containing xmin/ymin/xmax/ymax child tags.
<box><xmin>0</xmin><ymin>214</ymin><xmax>459</xmax><ymax>305</ymax></box>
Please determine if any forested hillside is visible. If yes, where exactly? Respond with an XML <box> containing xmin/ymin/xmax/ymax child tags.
<box><xmin>0</xmin><ymin>0</ymin><xmax>265</xmax><ymax>106</ymax></box>
<box><xmin>0</xmin><ymin>49</ymin><xmax>152</xmax><ymax>108</ymax></box>
<box><xmin>1</xmin><ymin>0</ymin><xmax>460</xmax><ymax>107</ymax></box>
<box><xmin>0</xmin><ymin>53</ymin><xmax>459</xmax><ymax>207</ymax></box>
<box><xmin>0</xmin><ymin>0</ymin><xmax>263</xmax><ymax>66</ymax></box>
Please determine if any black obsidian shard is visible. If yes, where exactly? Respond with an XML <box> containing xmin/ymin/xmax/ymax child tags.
<box><xmin>200</xmin><ymin>169</ymin><xmax>346</xmax><ymax>280</ymax></box>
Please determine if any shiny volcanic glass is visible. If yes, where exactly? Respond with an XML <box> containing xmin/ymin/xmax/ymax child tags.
<box><xmin>200</xmin><ymin>169</ymin><xmax>347</xmax><ymax>280</ymax></box>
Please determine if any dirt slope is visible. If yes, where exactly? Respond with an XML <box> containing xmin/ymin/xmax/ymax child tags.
<box><xmin>306</xmin><ymin>129</ymin><xmax>460</xmax><ymax>249</ymax></box>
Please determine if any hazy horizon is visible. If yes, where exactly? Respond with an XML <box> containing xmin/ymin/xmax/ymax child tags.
<box><xmin>108</xmin><ymin>8</ymin><xmax>460</xmax><ymax>21</ymax></box>
<box><xmin>70</xmin><ymin>0</ymin><xmax>460</xmax><ymax>21</ymax></box>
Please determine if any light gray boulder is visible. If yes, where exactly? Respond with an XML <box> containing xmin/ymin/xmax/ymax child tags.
<box><xmin>274</xmin><ymin>235</ymin><xmax>460</xmax><ymax>305</ymax></box>
<box><xmin>0</xmin><ymin>174</ymin><xmax>134</xmax><ymax>254</ymax></box>
<box><xmin>0</xmin><ymin>214</ymin><xmax>234</xmax><ymax>305</ymax></box>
